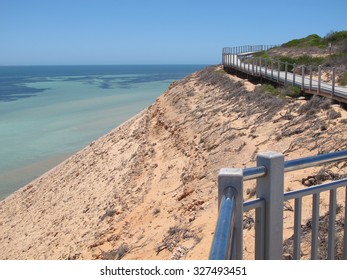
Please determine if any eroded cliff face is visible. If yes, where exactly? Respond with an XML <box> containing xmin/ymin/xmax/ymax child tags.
<box><xmin>1</xmin><ymin>65</ymin><xmax>347</xmax><ymax>260</ymax></box>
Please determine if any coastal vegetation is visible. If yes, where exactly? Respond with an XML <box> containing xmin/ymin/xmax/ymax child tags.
<box><xmin>254</xmin><ymin>30</ymin><xmax>347</xmax><ymax>68</ymax></box>
<box><xmin>282</xmin><ymin>31</ymin><xmax>347</xmax><ymax>48</ymax></box>
<box><xmin>339</xmin><ymin>72</ymin><xmax>347</xmax><ymax>86</ymax></box>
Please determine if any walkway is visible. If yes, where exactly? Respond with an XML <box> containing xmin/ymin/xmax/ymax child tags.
<box><xmin>222</xmin><ymin>45</ymin><xmax>347</xmax><ymax>103</ymax></box>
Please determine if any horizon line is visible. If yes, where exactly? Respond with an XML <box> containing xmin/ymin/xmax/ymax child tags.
<box><xmin>0</xmin><ymin>63</ymin><xmax>212</xmax><ymax>67</ymax></box>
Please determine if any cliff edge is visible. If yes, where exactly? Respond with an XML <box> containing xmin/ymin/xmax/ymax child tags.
<box><xmin>1</xmin><ymin>65</ymin><xmax>347</xmax><ymax>260</ymax></box>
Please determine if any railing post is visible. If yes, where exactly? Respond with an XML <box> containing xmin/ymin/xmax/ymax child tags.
<box><xmin>332</xmin><ymin>67</ymin><xmax>336</xmax><ymax>96</ymax></box>
<box><xmin>264</xmin><ymin>59</ymin><xmax>268</xmax><ymax>77</ymax></box>
<box><xmin>285</xmin><ymin>62</ymin><xmax>288</xmax><ymax>85</ymax></box>
<box><xmin>277</xmin><ymin>61</ymin><xmax>280</xmax><ymax>83</ymax></box>
<box><xmin>256</xmin><ymin>152</ymin><xmax>284</xmax><ymax>260</ymax></box>
<box><xmin>301</xmin><ymin>65</ymin><xmax>305</xmax><ymax>91</ymax></box>
<box><xmin>218</xmin><ymin>168</ymin><xmax>244</xmax><ymax>260</ymax></box>
<box><xmin>318</xmin><ymin>65</ymin><xmax>322</xmax><ymax>93</ymax></box>
<box><xmin>259</xmin><ymin>58</ymin><xmax>262</xmax><ymax>78</ymax></box>
<box><xmin>309</xmin><ymin>65</ymin><xmax>313</xmax><ymax>91</ymax></box>
<box><xmin>247</xmin><ymin>58</ymin><xmax>250</xmax><ymax>76</ymax></box>
<box><xmin>252</xmin><ymin>58</ymin><xmax>255</xmax><ymax>75</ymax></box>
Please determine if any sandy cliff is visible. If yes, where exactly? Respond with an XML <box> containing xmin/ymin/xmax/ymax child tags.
<box><xmin>1</xmin><ymin>65</ymin><xmax>346</xmax><ymax>260</ymax></box>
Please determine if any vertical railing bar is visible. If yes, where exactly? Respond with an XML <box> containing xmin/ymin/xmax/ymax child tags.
<box><xmin>252</xmin><ymin>58</ymin><xmax>255</xmax><ymax>75</ymax></box>
<box><xmin>328</xmin><ymin>189</ymin><xmax>337</xmax><ymax>260</ymax></box>
<box><xmin>332</xmin><ymin>67</ymin><xmax>335</xmax><ymax>96</ymax></box>
<box><xmin>309</xmin><ymin>65</ymin><xmax>313</xmax><ymax>91</ymax></box>
<box><xmin>311</xmin><ymin>193</ymin><xmax>320</xmax><ymax>259</ymax></box>
<box><xmin>293</xmin><ymin>197</ymin><xmax>302</xmax><ymax>259</ymax></box>
<box><xmin>301</xmin><ymin>65</ymin><xmax>305</xmax><ymax>91</ymax></box>
<box><xmin>318</xmin><ymin>65</ymin><xmax>322</xmax><ymax>93</ymax></box>
<box><xmin>259</xmin><ymin>58</ymin><xmax>262</xmax><ymax>78</ymax></box>
<box><xmin>255</xmin><ymin>203</ymin><xmax>265</xmax><ymax>259</ymax></box>
<box><xmin>277</xmin><ymin>61</ymin><xmax>280</xmax><ymax>83</ymax></box>
<box><xmin>265</xmin><ymin>59</ymin><xmax>267</xmax><ymax>78</ymax></box>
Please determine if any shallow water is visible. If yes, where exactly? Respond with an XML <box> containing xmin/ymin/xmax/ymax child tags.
<box><xmin>0</xmin><ymin>65</ymin><xmax>205</xmax><ymax>199</ymax></box>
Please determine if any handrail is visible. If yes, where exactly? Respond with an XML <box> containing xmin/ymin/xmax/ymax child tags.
<box><xmin>223</xmin><ymin>45</ymin><xmax>278</xmax><ymax>55</ymax></box>
<box><xmin>284</xmin><ymin>149</ymin><xmax>347</xmax><ymax>172</ymax></box>
<box><xmin>243</xmin><ymin>166</ymin><xmax>266</xmax><ymax>180</ymax></box>
<box><xmin>284</xmin><ymin>178</ymin><xmax>347</xmax><ymax>200</ymax></box>
<box><xmin>209</xmin><ymin>187</ymin><xmax>237</xmax><ymax>260</ymax></box>
<box><xmin>242</xmin><ymin>150</ymin><xmax>347</xmax><ymax>181</ymax></box>
<box><xmin>210</xmin><ymin>149</ymin><xmax>347</xmax><ymax>260</ymax></box>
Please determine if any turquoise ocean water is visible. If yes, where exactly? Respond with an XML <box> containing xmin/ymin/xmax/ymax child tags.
<box><xmin>0</xmin><ymin>65</ymin><xmax>205</xmax><ymax>200</ymax></box>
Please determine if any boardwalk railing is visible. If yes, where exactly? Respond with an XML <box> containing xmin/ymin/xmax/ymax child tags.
<box><xmin>209</xmin><ymin>150</ymin><xmax>347</xmax><ymax>260</ymax></box>
<box><xmin>222</xmin><ymin>45</ymin><xmax>278</xmax><ymax>56</ymax></box>
<box><xmin>222</xmin><ymin>45</ymin><xmax>347</xmax><ymax>103</ymax></box>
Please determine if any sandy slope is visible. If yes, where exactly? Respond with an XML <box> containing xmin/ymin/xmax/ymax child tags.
<box><xmin>1</xmin><ymin>65</ymin><xmax>346</xmax><ymax>260</ymax></box>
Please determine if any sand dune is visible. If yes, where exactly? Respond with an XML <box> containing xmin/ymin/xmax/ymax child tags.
<box><xmin>1</xmin><ymin>65</ymin><xmax>346</xmax><ymax>260</ymax></box>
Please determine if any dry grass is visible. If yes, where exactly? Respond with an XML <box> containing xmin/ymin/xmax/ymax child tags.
<box><xmin>156</xmin><ymin>225</ymin><xmax>202</xmax><ymax>260</ymax></box>
<box><xmin>100</xmin><ymin>243</ymin><xmax>129</xmax><ymax>260</ymax></box>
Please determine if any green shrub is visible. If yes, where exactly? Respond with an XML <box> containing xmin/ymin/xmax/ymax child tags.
<box><xmin>282</xmin><ymin>39</ymin><xmax>301</xmax><ymax>48</ymax></box>
<box><xmin>273</xmin><ymin>56</ymin><xmax>296</xmax><ymax>71</ymax></box>
<box><xmin>256</xmin><ymin>84</ymin><xmax>285</xmax><ymax>98</ymax></box>
<box><xmin>338</xmin><ymin>72</ymin><xmax>347</xmax><ymax>86</ymax></box>
<box><xmin>282</xmin><ymin>34</ymin><xmax>325</xmax><ymax>48</ymax></box>
<box><xmin>324</xmin><ymin>53</ymin><xmax>347</xmax><ymax>67</ymax></box>
<box><xmin>281</xmin><ymin>86</ymin><xmax>302</xmax><ymax>98</ymax></box>
<box><xmin>324</xmin><ymin>30</ymin><xmax>347</xmax><ymax>42</ymax></box>
<box><xmin>296</xmin><ymin>55</ymin><xmax>325</xmax><ymax>66</ymax></box>
<box><xmin>274</xmin><ymin>55</ymin><xmax>324</xmax><ymax>69</ymax></box>
<box><xmin>214</xmin><ymin>68</ymin><xmax>227</xmax><ymax>75</ymax></box>
<box><xmin>281</xmin><ymin>31</ymin><xmax>347</xmax><ymax>49</ymax></box>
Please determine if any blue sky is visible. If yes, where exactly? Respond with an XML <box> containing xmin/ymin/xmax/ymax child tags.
<box><xmin>1</xmin><ymin>0</ymin><xmax>346</xmax><ymax>65</ymax></box>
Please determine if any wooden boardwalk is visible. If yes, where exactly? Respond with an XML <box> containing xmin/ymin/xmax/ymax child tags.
<box><xmin>222</xmin><ymin>46</ymin><xmax>347</xmax><ymax>103</ymax></box>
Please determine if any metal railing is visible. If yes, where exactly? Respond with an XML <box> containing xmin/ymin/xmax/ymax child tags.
<box><xmin>222</xmin><ymin>45</ymin><xmax>347</xmax><ymax>102</ymax></box>
<box><xmin>209</xmin><ymin>150</ymin><xmax>347</xmax><ymax>260</ymax></box>
<box><xmin>222</xmin><ymin>45</ymin><xmax>278</xmax><ymax>56</ymax></box>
